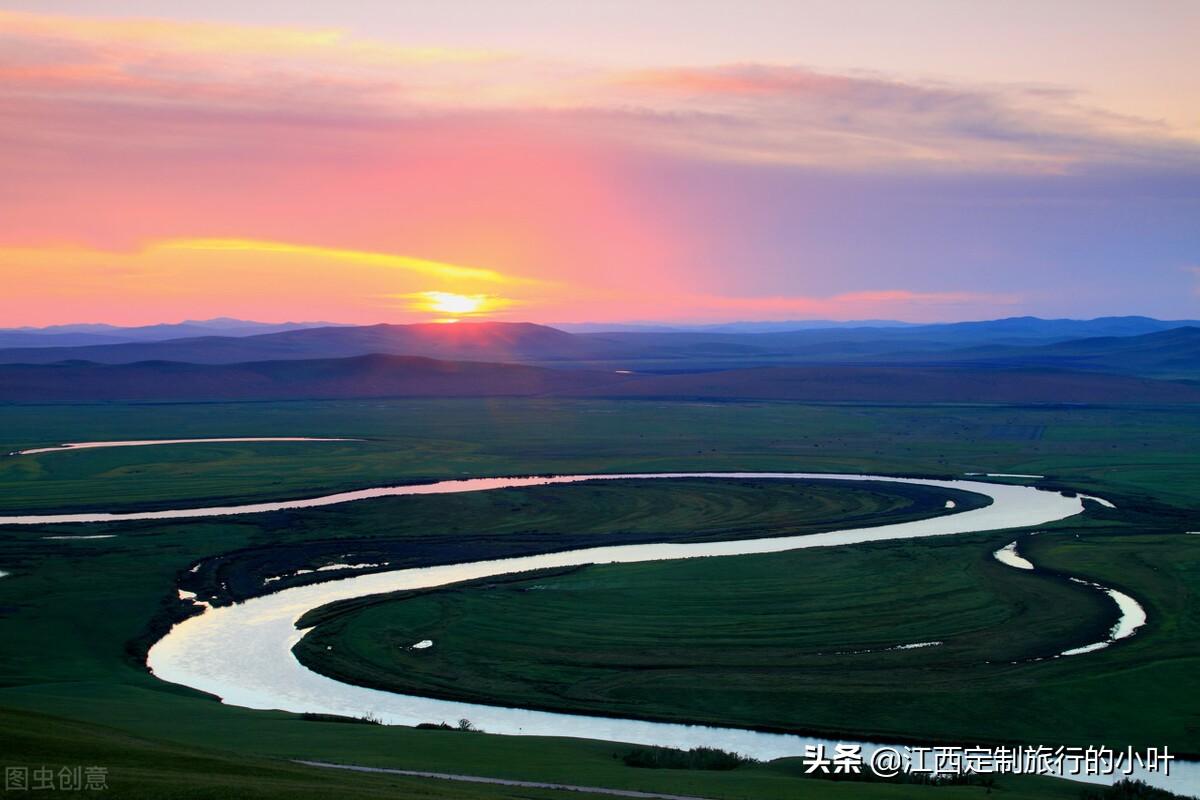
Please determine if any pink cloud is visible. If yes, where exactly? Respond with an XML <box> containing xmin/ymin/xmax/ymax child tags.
<box><xmin>618</xmin><ymin>65</ymin><xmax>864</xmax><ymax>97</ymax></box>
<box><xmin>2</xmin><ymin>11</ymin><xmax>1195</xmax><ymax>171</ymax></box>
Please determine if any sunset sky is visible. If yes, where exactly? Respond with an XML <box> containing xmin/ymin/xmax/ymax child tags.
<box><xmin>2</xmin><ymin>1</ymin><xmax>1198</xmax><ymax>326</ymax></box>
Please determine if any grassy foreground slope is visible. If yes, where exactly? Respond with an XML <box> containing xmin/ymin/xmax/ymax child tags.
<box><xmin>1</xmin><ymin>703</ymin><xmax>1088</xmax><ymax>800</ymax></box>
<box><xmin>0</xmin><ymin>707</ymin><xmax>636</xmax><ymax>800</ymax></box>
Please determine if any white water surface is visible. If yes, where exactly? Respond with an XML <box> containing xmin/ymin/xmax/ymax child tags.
<box><xmin>993</xmin><ymin>541</ymin><xmax>1035</xmax><ymax>570</ymax></box>
<box><xmin>965</xmin><ymin>472</ymin><xmax>1045</xmax><ymax>479</ymax></box>
<box><xmin>149</xmin><ymin>472</ymin><xmax>1074</xmax><ymax>737</ymax></box>
<box><xmin>0</xmin><ymin>470</ymin><xmax>1042</xmax><ymax>526</ymax></box>
<box><xmin>139</xmin><ymin>472</ymin><xmax>1197</xmax><ymax>795</ymax></box>
<box><xmin>6</xmin><ymin>467</ymin><xmax>1185</xmax><ymax>793</ymax></box>
<box><xmin>1058</xmin><ymin>579</ymin><xmax>1148</xmax><ymax>657</ymax></box>
<box><xmin>42</xmin><ymin>534</ymin><xmax>117</xmax><ymax>541</ymax></box>
<box><xmin>10</xmin><ymin>437</ymin><xmax>355</xmax><ymax>456</ymax></box>
<box><xmin>1080</xmin><ymin>495</ymin><xmax>1117</xmax><ymax>509</ymax></box>
<box><xmin>991</xmin><ymin>541</ymin><xmax>1149</xmax><ymax>659</ymax></box>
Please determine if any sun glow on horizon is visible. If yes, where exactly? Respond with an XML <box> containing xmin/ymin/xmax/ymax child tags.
<box><xmin>405</xmin><ymin>290</ymin><xmax>509</xmax><ymax>319</ymax></box>
<box><xmin>425</xmin><ymin>291</ymin><xmax>485</xmax><ymax>314</ymax></box>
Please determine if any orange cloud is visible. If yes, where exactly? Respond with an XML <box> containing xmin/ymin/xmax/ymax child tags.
<box><xmin>0</xmin><ymin>240</ymin><xmax>533</xmax><ymax>326</ymax></box>
<box><xmin>0</xmin><ymin>237</ymin><xmax>1019</xmax><ymax>327</ymax></box>
<box><xmin>157</xmin><ymin>239</ymin><xmax>527</xmax><ymax>284</ymax></box>
<box><xmin>0</xmin><ymin>10</ymin><xmax>498</xmax><ymax>63</ymax></box>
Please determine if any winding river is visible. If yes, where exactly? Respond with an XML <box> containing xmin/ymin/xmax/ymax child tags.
<box><xmin>993</xmin><ymin>540</ymin><xmax>1148</xmax><ymax>658</ymax></box>
<box><xmin>4</xmin><ymin>447</ymin><xmax>1191</xmax><ymax>794</ymax></box>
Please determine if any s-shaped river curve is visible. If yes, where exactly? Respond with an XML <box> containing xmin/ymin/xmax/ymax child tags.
<box><xmin>4</xmin><ymin>470</ymin><xmax>1187</xmax><ymax>794</ymax></box>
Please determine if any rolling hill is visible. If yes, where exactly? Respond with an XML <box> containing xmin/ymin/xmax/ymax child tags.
<box><xmin>1</xmin><ymin>319</ymin><xmax>1197</xmax><ymax>380</ymax></box>
<box><xmin>561</xmin><ymin>314</ymin><xmax>1195</xmax><ymax>339</ymax></box>
<box><xmin>0</xmin><ymin>322</ymin><xmax>608</xmax><ymax>365</ymax></box>
<box><xmin>914</xmin><ymin>326</ymin><xmax>1200</xmax><ymax>378</ymax></box>
<box><xmin>0</xmin><ymin>318</ymin><xmax>339</xmax><ymax>348</ymax></box>
<box><xmin>2</xmin><ymin>355</ymin><xmax>1198</xmax><ymax>404</ymax></box>
<box><xmin>0</xmin><ymin>355</ymin><xmax>600</xmax><ymax>402</ymax></box>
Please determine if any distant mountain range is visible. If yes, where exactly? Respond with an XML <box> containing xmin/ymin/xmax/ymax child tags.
<box><xmin>1</xmin><ymin>317</ymin><xmax>1197</xmax><ymax>379</ymax></box>
<box><xmin>553</xmin><ymin>319</ymin><xmax>916</xmax><ymax>333</ymax></box>
<box><xmin>553</xmin><ymin>315</ymin><xmax>1199</xmax><ymax>336</ymax></box>
<box><xmin>6</xmin><ymin>314</ymin><xmax>1193</xmax><ymax>348</ymax></box>
<box><xmin>3</xmin><ymin>355</ymin><xmax>1198</xmax><ymax>404</ymax></box>
<box><xmin>0</xmin><ymin>322</ymin><xmax>608</xmax><ymax>365</ymax></box>
<box><xmin>0</xmin><ymin>318</ymin><xmax>346</xmax><ymax>348</ymax></box>
<box><xmin>1</xmin><ymin>316</ymin><xmax>1198</xmax><ymax>404</ymax></box>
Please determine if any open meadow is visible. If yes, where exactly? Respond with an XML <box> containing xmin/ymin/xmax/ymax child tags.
<box><xmin>1</xmin><ymin>398</ymin><xmax>1197</xmax><ymax>799</ymax></box>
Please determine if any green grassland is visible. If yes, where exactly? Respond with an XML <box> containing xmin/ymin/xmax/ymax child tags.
<box><xmin>1</xmin><ymin>399</ymin><xmax>1197</xmax><ymax>799</ymax></box>
<box><xmin>0</xmin><ymin>701</ymin><xmax>1089</xmax><ymax>800</ymax></box>
<box><xmin>0</xmin><ymin>472</ymin><xmax>1028</xmax><ymax>799</ymax></box>
<box><xmin>0</xmin><ymin>706</ymin><xmax>644</xmax><ymax>800</ymax></box>
<box><xmin>178</xmin><ymin>477</ymin><xmax>985</xmax><ymax>605</ymax></box>
<box><xmin>295</xmin><ymin>530</ymin><xmax>1200</xmax><ymax>751</ymax></box>
<box><xmin>290</xmin><ymin>532</ymin><xmax>1200</xmax><ymax>753</ymax></box>
<box><xmin>1</xmin><ymin>400</ymin><xmax>1199</xmax><ymax>513</ymax></box>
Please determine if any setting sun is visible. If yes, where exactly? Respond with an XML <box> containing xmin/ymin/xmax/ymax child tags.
<box><xmin>427</xmin><ymin>292</ymin><xmax>483</xmax><ymax>314</ymax></box>
<box><xmin>408</xmin><ymin>290</ymin><xmax>502</xmax><ymax>316</ymax></box>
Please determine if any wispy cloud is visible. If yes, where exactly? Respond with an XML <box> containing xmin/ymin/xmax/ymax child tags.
<box><xmin>593</xmin><ymin>64</ymin><xmax>1200</xmax><ymax>170</ymax></box>
<box><xmin>2</xmin><ymin>11</ymin><xmax>1197</xmax><ymax>172</ymax></box>
<box><xmin>157</xmin><ymin>239</ymin><xmax>528</xmax><ymax>284</ymax></box>
<box><xmin>650</xmin><ymin>290</ymin><xmax>1022</xmax><ymax>320</ymax></box>
<box><xmin>0</xmin><ymin>239</ymin><xmax>531</xmax><ymax>325</ymax></box>
<box><xmin>0</xmin><ymin>10</ymin><xmax>502</xmax><ymax>64</ymax></box>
